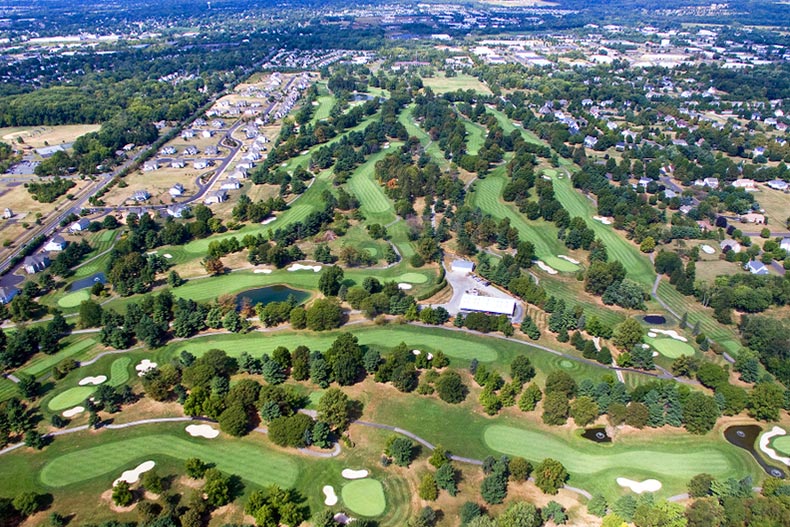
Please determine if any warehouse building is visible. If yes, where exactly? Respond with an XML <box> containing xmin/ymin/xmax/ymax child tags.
<box><xmin>458</xmin><ymin>293</ymin><xmax>516</xmax><ymax>317</ymax></box>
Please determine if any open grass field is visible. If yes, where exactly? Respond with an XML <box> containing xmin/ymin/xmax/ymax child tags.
<box><xmin>57</xmin><ymin>289</ymin><xmax>90</xmax><ymax>308</ymax></box>
<box><xmin>549</xmin><ymin>169</ymin><xmax>656</xmax><ymax>287</ymax></box>
<box><xmin>483</xmin><ymin>424</ymin><xmax>759</xmax><ymax>497</ymax></box>
<box><xmin>46</xmin><ymin>353</ymin><xmax>137</xmax><ymax>411</ymax></box>
<box><xmin>0</xmin><ymin>377</ymin><xmax>18</xmax><ymax>401</ymax></box>
<box><xmin>754</xmin><ymin>185</ymin><xmax>790</xmax><ymax>227</ymax></box>
<box><xmin>0</xmin><ymin>124</ymin><xmax>100</xmax><ymax>149</ymax></box>
<box><xmin>103</xmin><ymin>166</ymin><xmax>202</xmax><ymax>208</ymax></box>
<box><xmin>645</xmin><ymin>336</ymin><xmax>695</xmax><ymax>358</ymax></box>
<box><xmin>341</xmin><ymin>479</ymin><xmax>386</xmax><ymax>517</ymax></box>
<box><xmin>656</xmin><ymin>281</ymin><xmax>741</xmax><ymax>355</ymax></box>
<box><xmin>472</xmin><ymin>165</ymin><xmax>568</xmax><ymax>262</ymax></box>
<box><xmin>172</xmin><ymin>273</ymin><xmax>319</xmax><ymax>302</ymax></box>
<box><xmin>422</xmin><ymin>73</ymin><xmax>492</xmax><ymax>95</ymax></box>
<box><xmin>39</xmin><ymin>432</ymin><xmax>299</xmax><ymax>488</ymax></box>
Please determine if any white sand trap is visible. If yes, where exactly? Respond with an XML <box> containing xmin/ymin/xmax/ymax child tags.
<box><xmin>541</xmin><ymin>174</ymin><xmax>552</xmax><ymax>180</ymax></box>
<box><xmin>334</xmin><ymin>513</ymin><xmax>351</xmax><ymax>525</ymax></box>
<box><xmin>652</xmin><ymin>352</ymin><xmax>659</xmax><ymax>357</ymax></box>
<box><xmin>412</xmin><ymin>349</ymin><xmax>421</xmax><ymax>356</ymax></box>
<box><xmin>78</xmin><ymin>375</ymin><xmax>107</xmax><ymax>386</ymax></box>
<box><xmin>641</xmin><ymin>344</ymin><xmax>650</xmax><ymax>349</ymax></box>
<box><xmin>262</xmin><ymin>217</ymin><xmax>277</xmax><ymax>225</ymax></box>
<box><xmin>617</xmin><ymin>477</ymin><xmax>662</xmax><ymax>494</ymax></box>
<box><xmin>323</xmin><ymin>485</ymin><xmax>338</xmax><ymax>506</ymax></box>
<box><xmin>651</xmin><ymin>328</ymin><xmax>688</xmax><ymax>342</ymax></box>
<box><xmin>342</xmin><ymin>469</ymin><xmax>369</xmax><ymax>480</ymax></box>
<box><xmin>557</xmin><ymin>255</ymin><xmax>580</xmax><ymax>265</ymax></box>
<box><xmin>185</xmin><ymin>424</ymin><xmax>219</xmax><ymax>439</ymax></box>
<box><xmin>287</xmin><ymin>263</ymin><xmax>322</xmax><ymax>272</ymax></box>
<box><xmin>398</xmin><ymin>283</ymin><xmax>413</xmax><ymax>290</ymax></box>
<box><xmin>536</xmin><ymin>261</ymin><xmax>558</xmax><ymax>275</ymax></box>
<box><xmin>254</xmin><ymin>269</ymin><xmax>273</xmax><ymax>274</ymax></box>
<box><xmin>426</xmin><ymin>353</ymin><xmax>433</xmax><ymax>360</ymax></box>
<box><xmin>62</xmin><ymin>406</ymin><xmax>85</xmax><ymax>417</ymax></box>
<box><xmin>162</xmin><ymin>253</ymin><xmax>173</xmax><ymax>259</ymax></box>
<box><xmin>759</xmin><ymin>426</ymin><xmax>790</xmax><ymax>466</ymax></box>
<box><xmin>135</xmin><ymin>359</ymin><xmax>158</xmax><ymax>377</ymax></box>
<box><xmin>113</xmin><ymin>461</ymin><xmax>156</xmax><ymax>486</ymax></box>
<box><xmin>593</xmin><ymin>215</ymin><xmax>613</xmax><ymax>225</ymax></box>
<box><xmin>700</xmin><ymin>244</ymin><xmax>715</xmax><ymax>255</ymax></box>
<box><xmin>648</xmin><ymin>332</ymin><xmax>657</xmax><ymax>338</ymax></box>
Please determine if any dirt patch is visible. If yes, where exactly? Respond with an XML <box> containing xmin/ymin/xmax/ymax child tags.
<box><xmin>100</xmin><ymin>489</ymin><xmax>138</xmax><ymax>513</ymax></box>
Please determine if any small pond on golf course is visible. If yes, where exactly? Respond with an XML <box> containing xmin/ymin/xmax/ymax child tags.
<box><xmin>235</xmin><ymin>285</ymin><xmax>310</xmax><ymax>308</ymax></box>
<box><xmin>69</xmin><ymin>272</ymin><xmax>106</xmax><ymax>291</ymax></box>
<box><xmin>724</xmin><ymin>425</ymin><xmax>786</xmax><ymax>478</ymax></box>
<box><xmin>581</xmin><ymin>427</ymin><xmax>611</xmax><ymax>443</ymax></box>
<box><xmin>642</xmin><ymin>314</ymin><xmax>667</xmax><ymax>325</ymax></box>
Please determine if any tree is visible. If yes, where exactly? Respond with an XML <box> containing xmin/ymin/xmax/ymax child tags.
<box><xmin>480</xmin><ymin>469</ymin><xmax>508</xmax><ymax>505</ymax></box>
<box><xmin>686</xmin><ymin>497</ymin><xmax>725</xmax><ymax>527</ymax></box>
<box><xmin>498</xmin><ymin>502</ymin><xmax>542</xmax><ymax>527</ymax></box>
<box><xmin>186</xmin><ymin>458</ymin><xmax>208</xmax><ymax>479</ymax></box>
<box><xmin>688</xmin><ymin>474</ymin><xmax>714</xmax><ymax>498</ymax></box>
<box><xmin>542</xmin><ymin>392</ymin><xmax>570</xmax><ymax>426</ymax></box>
<box><xmin>460</xmin><ymin>502</ymin><xmax>482</xmax><ymax>525</ymax></box>
<box><xmin>218</xmin><ymin>403</ymin><xmax>252</xmax><ymax>437</ymax></box>
<box><xmin>571</xmin><ymin>396</ymin><xmax>600</xmax><ymax>427</ymax></box>
<box><xmin>317</xmin><ymin>387</ymin><xmax>352</xmax><ymax>431</ymax></box>
<box><xmin>749</xmin><ymin>381</ymin><xmax>785</xmax><ymax>421</ymax></box>
<box><xmin>318</xmin><ymin>265</ymin><xmax>344</xmax><ymax>296</ymax></box>
<box><xmin>429</xmin><ymin>446</ymin><xmax>450</xmax><ymax>468</ymax></box>
<box><xmin>612</xmin><ymin>318</ymin><xmax>644</xmax><ymax>351</ymax></box>
<box><xmin>533</xmin><ymin>458</ymin><xmax>568</xmax><ymax>494</ymax></box>
<box><xmin>518</xmin><ymin>384</ymin><xmax>542</xmax><ymax>412</ymax></box>
<box><xmin>203</xmin><ymin>468</ymin><xmax>231</xmax><ymax>507</ymax></box>
<box><xmin>633</xmin><ymin>501</ymin><xmax>686</xmax><ymax>527</ymax></box>
<box><xmin>112</xmin><ymin>481</ymin><xmax>134</xmax><ymax>507</ymax></box>
<box><xmin>542</xmin><ymin>501</ymin><xmax>567</xmax><ymax>525</ymax></box>
<box><xmin>696</xmin><ymin>362</ymin><xmax>729</xmax><ymax>389</ymax></box>
<box><xmin>306</xmin><ymin>298</ymin><xmax>343</xmax><ymax>331</ymax></box>
<box><xmin>683</xmin><ymin>392</ymin><xmax>719</xmax><ymax>434</ymax></box>
<box><xmin>640</xmin><ymin>236</ymin><xmax>656</xmax><ymax>253</ymax></box>
<box><xmin>510</xmin><ymin>355</ymin><xmax>536</xmax><ymax>383</ymax></box>
<box><xmin>588</xmin><ymin>494</ymin><xmax>608</xmax><ymax>517</ymax></box>
<box><xmin>268</xmin><ymin>413</ymin><xmax>314</xmax><ymax>448</ymax></box>
<box><xmin>418</xmin><ymin>473</ymin><xmax>438</xmax><ymax>501</ymax></box>
<box><xmin>544</xmin><ymin>370</ymin><xmax>577</xmax><ymax>397</ymax></box>
<box><xmin>509</xmin><ymin>457</ymin><xmax>531</xmax><ymax>481</ymax></box>
<box><xmin>79</xmin><ymin>299</ymin><xmax>103</xmax><ymax>328</ymax></box>
<box><xmin>435</xmin><ymin>463</ymin><xmax>458</xmax><ymax>496</ymax></box>
<box><xmin>142</xmin><ymin>470</ymin><xmax>165</xmax><ymax>494</ymax></box>
<box><xmin>386</xmin><ymin>436</ymin><xmax>415</xmax><ymax>467</ymax></box>
<box><xmin>12</xmin><ymin>492</ymin><xmax>42</xmax><ymax>516</ymax></box>
<box><xmin>625</xmin><ymin>402</ymin><xmax>649</xmax><ymax>428</ymax></box>
<box><xmin>203</xmin><ymin>256</ymin><xmax>225</xmax><ymax>275</ymax></box>
<box><xmin>435</xmin><ymin>370</ymin><xmax>467</xmax><ymax>403</ymax></box>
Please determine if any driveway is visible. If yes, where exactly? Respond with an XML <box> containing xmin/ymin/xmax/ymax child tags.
<box><xmin>433</xmin><ymin>261</ymin><xmax>524</xmax><ymax>323</ymax></box>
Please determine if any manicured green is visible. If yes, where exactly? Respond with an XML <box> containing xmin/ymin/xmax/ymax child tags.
<box><xmin>394</xmin><ymin>272</ymin><xmax>428</xmax><ymax>284</ymax></box>
<box><xmin>47</xmin><ymin>386</ymin><xmax>96</xmax><ymax>411</ymax></box>
<box><xmin>770</xmin><ymin>435</ymin><xmax>790</xmax><ymax>456</ymax></box>
<box><xmin>109</xmin><ymin>357</ymin><xmax>132</xmax><ymax>387</ymax></box>
<box><xmin>57</xmin><ymin>289</ymin><xmax>90</xmax><ymax>308</ymax></box>
<box><xmin>541</xmin><ymin>256</ymin><xmax>580</xmax><ymax>273</ymax></box>
<box><xmin>20</xmin><ymin>337</ymin><xmax>97</xmax><ymax>377</ymax></box>
<box><xmin>39</xmin><ymin>433</ymin><xmax>298</xmax><ymax>488</ymax></box>
<box><xmin>342</xmin><ymin>478</ymin><xmax>386</xmax><ymax>516</ymax></box>
<box><xmin>310</xmin><ymin>94</ymin><xmax>336</xmax><ymax>125</ymax></box>
<box><xmin>645</xmin><ymin>336</ymin><xmax>695</xmax><ymax>359</ymax></box>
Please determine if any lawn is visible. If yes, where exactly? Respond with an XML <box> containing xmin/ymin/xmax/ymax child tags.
<box><xmin>18</xmin><ymin>337</ymin><xmax>98</xmax><ymax>378</ymax></box>
<box><xmin>310</xmin><ymin>94</ymin><xmax>336</xmax><ymax>125</ymax></box>
<box><xmin>109</xmin><ymin>357</ymin><xmax>132</xmax><ymax>387</ymax></box>
<box><xmin>341</xmin><ymin>479</ymin><xmax>386</xmax><ymax>516</ymax></box>
<box><xmin>347</xmin><ymin>147</ymin><xmax>399</xmax><ymax>224</ymax></box>
<box><xmin>645</xmin><ymin>336</ymin><xmax>695</xmax><ymax>359</ymax></box>
<box><xmin>422</xmin><ymin>73</ymin><xmax>492</xmax><ymax>95</ymax></box>
<box><xmin>46</xmin><ymin>354</ymin><xmax>138</xmax><ymax>411</ymax></box>
<box><xmin>57</xmin><ymin>289</ymin><xmax>90</xmax><ymax>308</ymax></box>
<box><xmin>541</xmin><ymin>256</ymin><xmax>580</xmax><ymax>273</ymax></box>
<box><xmin>39</xmin><ymin>432</ymin><xmax>299</xmax><ymax>489</ymax></box>
<box><xmin>548</xmin><ymin>169</ymin><xmax>656</xmax><ymax>287</ymax></box>
<box><xmin>771</xmin><ymin>434</ymin><xmax>790</xmax><ymax>456</ymax></box>
<box><xmin>47</xmin><ymin>386</ymin><xmax>95</xmax><ymax>411</ymax></box>
<box><xmin>462</xmin><ymin>118</ymin><xmax>486</xmax><ymax>156</ymax></box>
<box><xmin>172</xmin><ymin>273</ymin><xmax>320</xmax><ymax>303</ymax></box>
<box><xmin>486</xmin><ymin>107</ymin><xmax>545</xmax><ymax>146</ymax></box>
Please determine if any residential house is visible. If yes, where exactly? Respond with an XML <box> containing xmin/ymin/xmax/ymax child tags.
<box><xmin>184</xmin><ymin>146</ymin><xmax>199</xmax><ymax>156</ymax></box>
<box><xmin>132</xmin><ymin>190</ymin><xmax>151</xmax><ymax>202</ymax></box>
<box><xmin>745</xmin><ymin>260</ymin><xmax>769</xmax><ymax>275</ymax></box>
<box><xmin>161</xmin><ymin>146</ymin><xmax>177</xmax><ymax>155</ymax></box>
<box><xmin>44</xmin><ymin>235</ymin><xmax>67</xmax><ymax>252</ymax></box>
<box><xmin>205</xmin><ymin>146</ymin><xmax>219</xmax><ymax>156</ymax></box>
<box><xmin>181</xmin><ymin>130</ymin><xmax>195</xmax><ymax>140</ymax></box>
<box><xmin>451</xmin><ymin>260</ymin><xmax>476</xmax><ymax>273</ymax></box>
<box><xmin>780</xmin><ymin>237</ymin><xmax>790</xmax><ymax>253</ymax></box>
<box><xmin>143</xmin><ymin>161</ymin><xmax>160</xmax><ymax>172</ymax></box>
<box><xmin>204</xmin><ymin>190</ymin><xmax>228</xmax><ymax>205</ymax></box>
<box><xmin>169</xmin><ymin>183</ymin><xmax>185</xmax><ymax>197</ymax></box>
<box><xmin>741</xmin><ymin>213</ymin><xmax>765</xmax><ymax>224</ymax></box>
<box><xmin>201</xmin><ymin>130</ymin><xmax>213</xmax><ymax>139</ymax></box>
<box><xmin>720</xmin><ymin>239</ymin><xmax>742</xmax><ymax>253</ymax></box>
<box><xmin>584</xmin><ymin>135</ymin><xmax>599</xmax><ymax>148</ymax></box>
<box><xmin>733</xmin><ymin>178</ymin><xmax>756</xmax><ymax>190</ymax></box>
<box><xmin>70</xmin><ymin>218</ymin><xmax>91</xmax><ymax>232</ymax></box>
<box><xmin>229</xmin><ymin>169</ymin><xmax>248</xmax><ymax>180</ymax></box>
<box><xmin>194</xmin><ymin>160</ymin><xmax>209</xmax><ymax>170</ymax></box>
<box><xmin>220</xmin><ymin>180</ymin><xmax>241</xmax><ymax>191</ymax></box>
<box><xmin>23</xmin><ymin>254</ymin><xmax>50</xmax><ymax>274</ymax></box>
<box><xmin>2</xmin><ymin>208</ymin><xmax>12</xmax><ymax>219</ymax></box>
<box><xmin>768</xmin><ymin>179</ymin><xmax>789</xmax><ymax>191</ymax></box>
<box><xmin>171</xmin><ymin>158</ymin><xmax>186</xmax><ymax>169</ymax></box>
<box><xmin>237</xmin><ymin>161</ymin><xmax>255</xmax><ymax>170</ymax></box>
<box><xmin>166</xmin><ymin>204</ymin><xmax>190</xmax><ymax>218</ymax></box>
<box><xmin>664</xmin><ymin>189</ymin><xmax>677</xmax><ymax>199</ymax></box>
<box><xmin>753</xmin><ymin>146</ymin><xmax>766</xmax><ymax>158</ymax></box>
<box><xmin>0</xmin><ymin>286</ymin><xmax>19</xmax><ymax>305</ymax></box>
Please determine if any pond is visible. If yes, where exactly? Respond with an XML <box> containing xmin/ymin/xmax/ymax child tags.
<box><xmin>724</xmin><ymin>425</ymin><xmax>786</xmax><ymax>478</ymax></box>
<box><xmin>235</xmin><ymin>285</ymin><xmax>310</xmax><ymax>309</ymax></box>
<box><xmin>581</xmin><ymin>427</ymin><xmax>611</xmax><ymax>443</ymax></box>
<box><xmin>69</xmin><ymin>272</ymin><xmax>106</xmax><ymax>291</ymax></box>
<box><xmin>642</xmin><ymin>314</ymin><xmax>667</xmax><ymax>325</ymax></box>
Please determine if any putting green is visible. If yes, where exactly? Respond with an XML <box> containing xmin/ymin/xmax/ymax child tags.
<box><xmin>645</xmin><ymin>337</ymin><xmax>695</xmax><ymax>359</ymax></box>
<box><xmin>484</xmin><ymin>425</ymin><xmax>738</xmax><ymax>478</ymax></box>
<box><xmin>394</xmin><ymin>272</ymin><xmax>428</xmax><ymax>284</ymax></box>
<box><xmin>771</xmin><ymin>435</ymin><xmax>790</xmax><ymax>456</ymax></box>
<box><xmin>48</xmin><ymin>386</ymin><xmax>95</xmax><ymax>411</ymax></box>
<box><xmin>40</xmin><ymin>433</ymin><xmax>298</xmax><ymax>488</ymax></box>
<box><xmin>342</xmin><ymin>479</ymin><xmax>386</xmax><ymax>516</ymax></box>
<box><xmin>109</xmin><ymin>357</ymin><xmax>132</xmax><ymax>387</ymax></box>
<box><xmin>57</xmin><ymin>289</ymin><xmax>90</xmax><ymax>308</ymax></box>
<box><xmin>542</xmin><ymin>256</ymin><xmax>580</xmax><ymax>273</ymax></box>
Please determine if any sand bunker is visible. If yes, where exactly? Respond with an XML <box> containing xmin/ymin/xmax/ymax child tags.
<box><xmin>136</xmin><ymin>359</ymin><xmax>158</xmax><ymax>377</ymax></box>
<box><xmin>113</xmin><ymin>461</ymin><xmax>156</xmax><ymax>486</ymax></box>
<box><xmin>323</xmin><ymin>485</ymin><xmax>338</xmax><ymax>506</ymax></box>
<box><xmin>254</xmin><ymin>269</ymin><xmax>273</xmax><ymax>274</ymax></box>
<box><xmin>62</xmin><ymin>406</ymin><xmax>85</xmax><ymax>417</ymax></box>
<box><xmin>647</xmin><ymin>332</ymin><xmax>657</xmax><ymax>338</ymax></box>
<box><xmin>700</xmin><ymin>244</ymin><xmax>715</xmax><ymax>255</ymax></box>
<box><xmin>342</xmin><ymin>469</ymin><xmax>369</xmax><ymax>480</ymax></box>
<box><xmin>617</xmin><ymin>477</ymin><xmax>662</xmax><ymax>494</ymax></box>
<box><xmin>541</xmin><ymin>175</ymin><xmax>552</xmax><ymax>180</ymax></box>
<box><xmin>760</xmin><ymin>426</ymin><xmax>790</xmax><ymax>466</ymax></box>
<box><xmin>651</xmin><ymin>329</ymin><xmax>688</xmax><ymax>342</ymax></box>
<box><xmin>186</xmin><ymin>424</ymin><xmax>220</xmax><ymax>439</ymax></box>
<box><xmin>593</xmin><ymin>216</ymin><xmax>613</xmax><ymax>225</ymax></box>
<box><xmin>557</xmin><ymin>255</ymin><xmax>580</xmax><ymax>265</ymax></box>
<box><xmin>536</xmin><ymin>261</ymin><xmax>558</xmax><ymax>275</ymax></box>
<box><xmin>78</xmin><ymin>375</ymin><xmax>107</xmax><ymax>386</ymax></box>
<box><xmin>287</xmin><ymin>263</ymin><xmax>322</xmax><ymax>272</ymax></box>
<box><xmin>262</xmin><ymin>217</ymin><xmax>277</xmax><ymax>225</ymax></box>
<box><xmin>162</xmin><ymin>254</ymin><xmax>173</xmax><ymax>259</ymax></box>
<box><xmin>397</xmin><ymin>283</ymin><xmax>413</xmax><ymax>290</ymax></box>
<box><xmin>411</xmin><ymin>349</ymin><xmax>433</xmax><ymax>360</ymax></box>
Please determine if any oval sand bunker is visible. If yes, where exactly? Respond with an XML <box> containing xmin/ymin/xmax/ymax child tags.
<box><xmin>136</xmin><ymin>359</ymin><xmax>158</xmax><ymax>376</ymax></box>
<box><xmin>323</xmin><ymin>485</ymin><xmax>338</xmax><ymax>506</ymax></box>
<box><xmin>185</xmin><ymin>424</ymin><xmax>220</xmax><ymax>439</ymax></box>
<box><xmin>342</xmin><ymin>468</ymin><xmax>369</xmax><ymax>480</ymax></box>
<box><xmin>79</xmin><ymin>375</ymin><xmax>107</xmax><ymax>386</ymax></box>
<box><xmin>62</xmin><ymin>406</ymin><xmax>85</xmax><ymax>417</ymax></box>
<box><xmin>113</xmin><ymin>461</ymin><xmax>156</xmax><ymax>486</ymax></box>
<box><xmin>617</xmin><ymin>477</ymin><xmax>662</xmax><ymax>494</ymax></box>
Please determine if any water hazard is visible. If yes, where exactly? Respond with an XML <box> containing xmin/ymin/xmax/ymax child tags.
<box><xmin>724</xmin><ymin>425</ymin><xmax>786</xmax><ymax>478</ymax></box>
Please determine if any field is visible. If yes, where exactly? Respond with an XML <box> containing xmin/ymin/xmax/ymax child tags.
<box><xmin>462</xmin><ymin>118</ymin><xmax>487</xmax><ymax>156</ymax></box>
<box><xmin>57</xmin><ymin>289</ymin><xmax>90</xmax><ymax>308</ymax></box>
<box><xmin>422</xmin><ymin>73</ymin><xmax>493</xmax><ymax>95</ymax></box>
<box><xmin>0</xmin><ymin>124</ymin><xmax>100</xmax><ymax>150</ymax></box>
<box><xmin>48</xmin><ymin>386</ymin><xmax>96</xmax><ymax>411</ymax></box>
<box><xmin>102</xmin><ymin>166</ymin><xmax>201</xmax><ymax>207</ymax></box>
<box><xmin>18</xmin><ymin>337</ymin><xmax>98</xmax><ymax>378</ymax></box>
<box><xmin>644</xmin><ymin>336</ymin><xmax>695</xmax><ymax>358</ymax></box>
<box><xmin>341</xmin><ymin>479</ymin><xmax>387</xmax><ymax>517</ymax></box>
<box><xmin>347</xmin><ymin>145</ymin><xmax>399</xmax><ymax>224</ymax></box>
<box><xmin>754</xmin><ymin>185</ymin><xmax>790</xmax><ymax>228</ymax></box>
